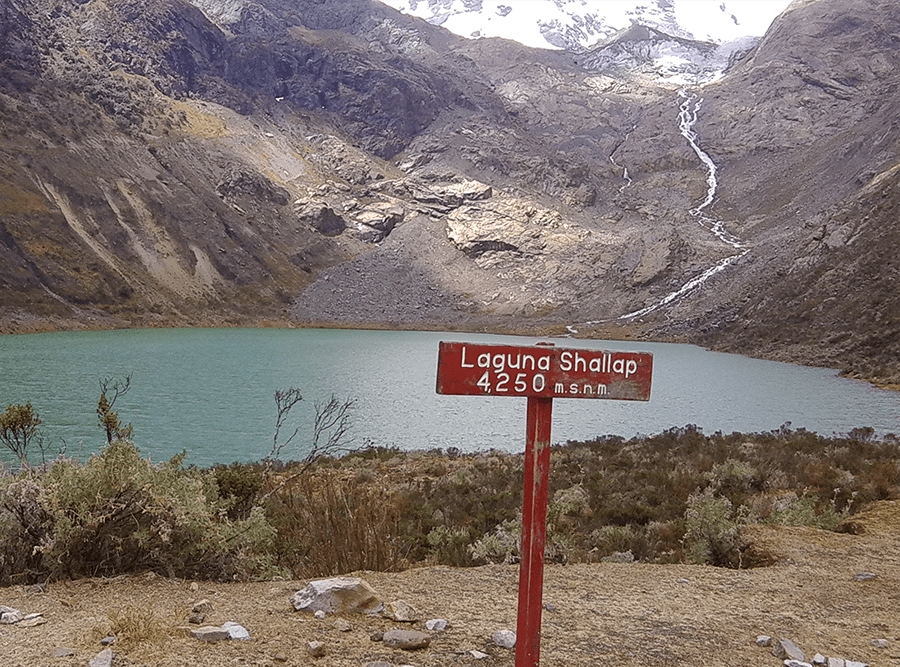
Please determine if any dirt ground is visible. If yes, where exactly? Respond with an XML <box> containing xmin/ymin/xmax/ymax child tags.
<box><xmin>1</xmin><ymin>501</ymin><xmax>899</xmax><ymax>667</ymax></box>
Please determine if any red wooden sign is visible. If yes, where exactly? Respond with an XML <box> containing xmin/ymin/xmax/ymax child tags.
<box><xmin>436</xmin><ymin>341</ymin><xmax>652</xmax><ymax>401</ymax></box>
<box><xmin>436</xmin><ymin>340</ymin><xmax>653</xmax><ymax>667</ymax></box>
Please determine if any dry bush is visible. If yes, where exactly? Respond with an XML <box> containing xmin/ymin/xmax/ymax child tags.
<box><xmin>89</xmin><ymin>605</ymin><xmax>178</xmax><ymax>654</ymax></box>
<box><xmin>267</xmin><ymin>470</ymin><xmax>409</xmax><ymax>578</ymax></box>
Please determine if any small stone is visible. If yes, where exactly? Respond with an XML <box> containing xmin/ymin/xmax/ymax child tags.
<box><xmin>332</xmin><ymin>618</ymin><xmax>352</xmax><ymax>632</ymax></box>
<box><xmin>384</xmin><ymin>600</ymin><xmax>418</xmax><ymax>622</ymax></box>
<box><xmin>308</xmin><ymin>640</ymin><xmax>326</xmax><ymax>657</ymax></box>
<box><xmin>0</xmin><ymin>606</ymin><xmax>24</xmax><ymax>624</ymax></box>
<box><xmin>314</xmin><ymin>609</ymin><xmax>327</xmax><ymax>619</ymax></box>
<box><xmin>845</xmin><ymin>662</ymin><xmax>869</xmax><ymax>667</ymax></box>
<box><xmin>853</xmin><ymin>572</ymin><xmax>877</xmax><ymax>581</ymax></box>
<box><xmin>190</xmin><ymin>582</ymin><xmax>200</xmax><ymax>592</ymax></box>
<box><xmin>773</xmin><ymin>638</ymin><xmax>806</xmax><ymax>662</ymax></box>
<box><xmin>425</xmin><ymin>618</ymin><xmax>448</xmax><ymax>632</ymax></box>
<box><xmin>826</xmin><ymin>658</ymin><xmax>846</xmax><ymax>667</ymax></box>
<box><xmin>192</xmin><ymin>599</ymin><xmax>213</xmax><ymax>614</ymax></box>
<box><xmin>813</xmin><ymin>654</ymin><xmax>827</xmax><ymax>665</ymax></box>
<box><xmin>19</xmin><ymin>614</ymin><xmax>46</xmax><ymax>628</ymax></box>
<box><xmin>273</xmin><ymin>651</ymin><xmax>288</xmax><ymax>663</ymax></box>
<box><xmin>191</xmin><ymin>626</ymin><xmax>231</xmax><ymax>643</ymax></box>
<box><xmin>87</xmin><ymin>648</ymin><xmax>114</xmax><ymax>667</ymax></box>
<box><xmin>52</xmin><ymin>648</ymin><xmax>76</xmax><ymax>657</ymax></box>
<box><xmin>784</xmin><ymin>661</ymin><xmax>813</xmax><ymax>667</ymax></box>
<box><xmin>99</xmin><ymin>636</ymin><xmax>115</xmax><ymax>646</ymax></box>
<box><xmin>871</xmin><ymin>639</ymin><xmax>888</xmax><ymax>649</ymax></box>
<box><xmin>383</xmin><ymin>629</ymin><xmax>431</xmax><ymax>650</ymax></box>
<box><xmin>757</xmin><ymin>636</ymin><xmax>773</xmax><ymax>647</ymax></box>
<box><xmin>469</xmin><ymin>650</ymin><xmax>490</xmax><ymax>659</ymax></box>
<box><xmin>370</xmin><ymin>630</ymin><xmax>384</xmax><ymax>642</ymax></box>
<box><xmin>492</xmin><ymin>630</ymin><xmax>516</xmax><ymax>649</ymax></box>
<box><xmin>222</xmin><ymin>622</ymin><xmax>251</xmax><ymax>641</ymax></box>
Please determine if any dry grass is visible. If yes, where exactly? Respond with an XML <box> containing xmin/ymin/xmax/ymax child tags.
<box><xmin>88</xmin><ymin>604</ymin><xmax>181</xmax><ymax>654</ymax></box>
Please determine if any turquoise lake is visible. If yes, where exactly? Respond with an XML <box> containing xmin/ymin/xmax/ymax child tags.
<box><xmin>1</xmin><ymin>328</ymin><xmax>898</xmax><ymax>467</ymax></box>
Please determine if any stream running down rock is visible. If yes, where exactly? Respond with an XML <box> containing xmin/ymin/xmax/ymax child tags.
<box><xmin>585</xmin><ymin>90</ymin><xmax>749</xmax><ymax>326</ymax></box>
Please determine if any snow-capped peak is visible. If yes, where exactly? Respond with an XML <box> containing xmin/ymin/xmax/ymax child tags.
<box><xmin>379</xmin><ymin>0</ymin><xmax>792</xmax><ymax>51</ymax></box>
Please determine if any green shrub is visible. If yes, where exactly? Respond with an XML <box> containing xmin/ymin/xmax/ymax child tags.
<box><xmin>214</xmin><ymin>463</ymin><xmax>266</xmax><ymax>520</ymax></box>
<box><xmin>426</xmin><ymin>525</ymin><xmax>478</xmax><ymax>567</ymax></box>
<box><xmin>0</xmin><ymin>441</ymin><xmax>277</xmax><ymax>584</ymax></box>
<box><xmin>766</xmin><ymin>492</ymin><xmax>848</xmax><ymax>531</ymax></box>
<box><xmin>683</xmin><ymin>487</ymin><xmax>748</xmax><ymax>567</ymax></box>
<box><xmin>469</xmin><ymin>518</ymin><xmax>521</xmax><ymax>565</ymax></box>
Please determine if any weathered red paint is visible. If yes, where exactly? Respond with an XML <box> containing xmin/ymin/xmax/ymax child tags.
<box><xmin>436</xmin><ymin>341</ymin><xmax>652</xmax><ymax>401</ymax></box>
<box><xmin>436</xmin><ymin>340</ymin><xmax>653</xmax><ymax>667</ymax></box>
<box><xmin>516</xmin><ymin>396</ymin><xmax>553</xmax><ymax>667</ymax></box>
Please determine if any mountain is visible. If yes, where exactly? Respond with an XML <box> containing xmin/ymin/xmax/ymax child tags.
<box><xmin>0</xmin><ymin>0</ymin><xmax>897</xmax><ymax>388</ymax></box>
<box><xmin>380</xmin><ymin>0</ymin><xmax>792</xmax><ymax>84</ymax></box>
<box><xmin>378</xmin><ymin>0</ymin><xmax>791</xmax><ymax>50</ymax></box>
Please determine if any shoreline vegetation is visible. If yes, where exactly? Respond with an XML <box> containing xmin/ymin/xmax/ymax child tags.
<box><xmin>1</xmin><ymin>424</ymin><xmax>897</xmax><ymax>586</ymax></box>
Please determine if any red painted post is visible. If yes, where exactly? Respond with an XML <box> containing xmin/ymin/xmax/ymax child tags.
<box><xmin>435</xmin><ymin>339</ymin><xmax>651</xmax><ymax>666</ymax></box>
<box><xmin>516</xmin><ymin>396</ymin><xmax>553</xmax><ymax>667</ymax></box>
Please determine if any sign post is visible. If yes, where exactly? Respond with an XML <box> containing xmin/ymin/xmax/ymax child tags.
<box><xmin>436</xmin><ymin>341</ymin><xmax>652</xmax><ymax>667</ymax></box>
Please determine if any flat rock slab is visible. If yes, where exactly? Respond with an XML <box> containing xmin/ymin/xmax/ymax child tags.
<box><xmin>382</xmin><ymin>629</ymin><xmax>431</xmax><ymax>650</ymax></box>
<box><xmin>191</xmin><ymin>626</ymin><xmax>231</xmax><ymax>642</ymax></box>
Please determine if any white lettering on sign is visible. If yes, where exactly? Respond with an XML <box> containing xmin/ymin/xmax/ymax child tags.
<box><xmin>558</xmin><ymin>350</ymin><xmax>638</xmax><ymax>378</ymax></box>
<box><xmin>437</xmin><ymin>341</ymin><xmax>652</xmax><ymax>401</ymax></box>
<box><xmin>461</xmin><ymin>346</ymin><xmax>553</xmax><ymax>373</ymax></box>
<box><xmin>555</xmin><ymin>382</ymin><xmax>609</xmax><ymax>396</ymax></box>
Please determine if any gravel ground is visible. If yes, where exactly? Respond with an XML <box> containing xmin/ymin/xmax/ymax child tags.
<box><xmin>2</xmin><ymin>501</ymin><xmax>898</xmax><ymax>667</ymax></box>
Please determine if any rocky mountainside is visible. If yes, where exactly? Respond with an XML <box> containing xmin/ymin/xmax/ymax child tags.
<box><xmin>0</xmin><ymin>0</ymin><xmax>897</xmax><ymax>387</ymax></box>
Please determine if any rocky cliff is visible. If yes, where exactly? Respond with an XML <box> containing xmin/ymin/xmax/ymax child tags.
<box><xmin>0</xmin><ymin>0</ymin><xmax>897</xmax><ymax>386</ymax></box>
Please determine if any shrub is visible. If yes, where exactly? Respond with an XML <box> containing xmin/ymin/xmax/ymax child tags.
<box><xmin>766</xmin><ymin>492</ymin><xmax>848</xmax><ymax>531</ymax></box>
<box><xmin>0</xmin><ymin>402</ymin><xmax>44</xmax><ymax>465</ymax></box>
<box><xmin>469</xmin><ymin>519</ymin><xmax>521</xmax><ymax>565</ymax></box>
<box><xmin>214</xmin><ymin>463</ymin><xmax>266</xmax><ymax>520</ymax></box>
<box><xmin>265</xmin><ymin>470</ymin><xmax>408</xmax><ymax>577</ymax></box>
<box><xmin>426</xmin><ymin>525</ymin><xmax>477</xmax><ymax>567</ymax></box>
<box><xmin>0</xmin><ymin>441</ymin><xmax>277</xmax><ymax>584</ymax></box>
<box><xmin>683</xmin><ymin>487</ymin><xmax>748</xmax><ymax>567</ymax></box>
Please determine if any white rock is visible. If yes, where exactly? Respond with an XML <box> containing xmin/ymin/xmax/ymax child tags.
<box><xmin>425</xmin><ymin>618</ymin><xmax>448</xmax><ymax>631</ymax></box>
<box><xmin>87</xmin><ymin>648</ymin><xmax>114</xmax><ymax>667</ymax></box>
<box><xmin>290</xmin><ymin>577</ymin><xmax>383</xmax><ymax>615</ymax></box>
<box><xmin>492</xmin><ymin>630</ymin><xmax>516</xmax><ymax>648</ymax></box>
<box><xmin>222</xmin><ymin>622</ymin><xmax>250</xmax><ymax>640</ymax></box>
<box><xmin>0</xmin><ymin>606</ymin><xmax>23</xmax><ymax>624</ymax></box>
